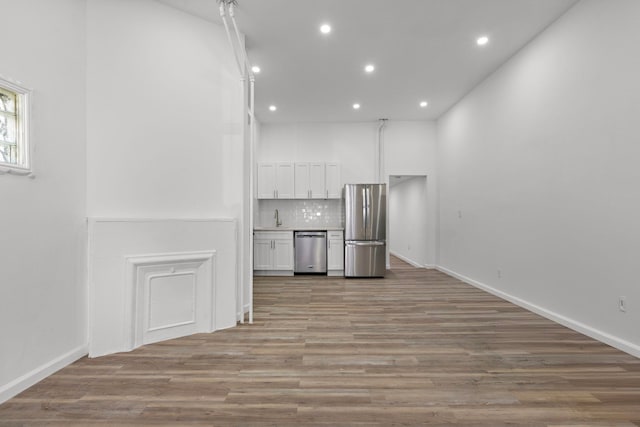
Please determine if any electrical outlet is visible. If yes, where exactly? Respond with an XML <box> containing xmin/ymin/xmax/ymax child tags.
<box><xmin>458</xmin><ymin>210</ymin><xmax>463</xmax><ymax>219</ymax></box>
<box><xmin>618</xmin><ymin>296</ymin><xmax>627</xmax><ymax>313</ymax></box>
<box><xmin>407</xmin><ymin>244</ymin><xmax>411</xmax><ymax>251</ymax></box>
<box><xmin>497</xmin><ymin>269</ymin><xmax>502</xmax><ymax>279</ymax></box>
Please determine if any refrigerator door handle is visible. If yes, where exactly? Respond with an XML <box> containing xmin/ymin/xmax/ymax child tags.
<box><xmin>365</xmin><ymin>186</ymin><xmax>371</xmax><ymax>239</ymax></box>
<box><xmin>362</xmin><ymin>186</ymin><xmax>367</xmax><ymax>238</ymax></box>
<box><xmin>346</xmin><ymin>241</ymin><xmax>385</xmax><ymax>246</ymax></box>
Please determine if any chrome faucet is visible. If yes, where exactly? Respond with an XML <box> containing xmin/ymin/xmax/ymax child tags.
<box><xmin>274</xmin><ymin>209</ymin><xmax>282</xmax><ymax>227</ymax></box>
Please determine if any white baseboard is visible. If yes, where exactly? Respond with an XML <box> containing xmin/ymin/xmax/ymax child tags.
<box><xmin>0</xmin><ymin>345</ymin><xmax>88</xmax><ymax>404</ymax></box>
<box><xmin>253</xmin><ymin>270</ymin><xmax>294</xmax><ymax>277</ymax></box>
<box><xmin>237</xmin><ymin>303</ymin><xmax>252</xmax><ymax>322</ymax></box>
<box><xmin>390</xmin><ymin>251</ymin><xmax>426</xmax><ymax>269</ymax></box>
<box><xmin>436</xmin><ymin>265</ymin><xmax>640</xmax><ymax>359</ymax></box>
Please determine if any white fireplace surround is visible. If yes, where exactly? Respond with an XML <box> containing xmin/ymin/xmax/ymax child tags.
<box><xmin>125</xmin><ymin>251</ymin><xmax>216</xmax><ymax>351</ymax></box>
<box><xmin>88</xmin><ymin>218</ymin><xmax>238</xmax><ymax>357</ymax></box>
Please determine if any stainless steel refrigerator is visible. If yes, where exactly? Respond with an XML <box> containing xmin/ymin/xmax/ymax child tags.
<box><xmin>344</xmin><ymin>184</ymin><xmax>387</xmax><ymax>277</ymax></box>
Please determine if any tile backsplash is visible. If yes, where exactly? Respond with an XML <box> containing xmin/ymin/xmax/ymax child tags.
<box><xmin>256</xmin><ymin>199</ymin><xmax>344</xmax><ymax>228</ymax></box>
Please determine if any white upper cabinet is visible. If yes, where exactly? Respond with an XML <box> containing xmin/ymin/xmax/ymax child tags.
<box><xmin>275</xmin><ymin>162</ymin><xmax>295</xmax><ymax>199</ymax></box>
<box><xmin>257</xmin><ymin>162</ymin><xmax>294</xmax><ymax>199</ymax></box>
<box><xmin>325</xmin><ymin>162</ymin><xmax>341</xmax><ymax>199</ymax></box>
<box><xmin>296</xmin><ymin>162</ymin><xmax>326</xmax><ymax>199</ymax></box>
<box><xmin>309</xmin><ymin>163</ymin><xmax>325</xmax><ymax>199</ymax></box>
<box><xmin>257</xmin><ymin>163</ymin><xmax>276</xmax><ymax>199</ymax></box>
<box><xmin>259</xmin><ymin>161</ymin><xmax>340</xmax><ymax>199</ymax></box>
<box><xmin>294</xmin><ymin>163</ymin><xmax>310</xmax><ymax>199</ymax></box>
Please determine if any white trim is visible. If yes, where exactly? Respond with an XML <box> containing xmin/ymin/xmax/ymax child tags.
<box><xmin>327</xmin><ymin>270</ymin><xmax>344</xmax><ymax>277</ymax></box>
<box><xmin>125</xmin><ymin>251</ymin><xmax>217</xmax><ymax>351</ymax></box>
<box><xmin>237</xmin><ymin>303</ymin><xmax>251</xmax><ymax>321</ymax></box>
<box><xmin>436</xmin><ymin>265</ymin><xmax>640</xmax><ymax>359</ymax></box>
<box><xmin>145</xmin><ymin>272</ymin><xmax>197</xmax><ymax>332</ymax></box>
<box><xmin>0</xmin><ymin>75</ymin><xmax>33</xmax><ymax>177</ymax></box>
<box><xmin>88</xmin><ymin>217</ymin><xmax>236</xmax><ymax>223</ymax></box>
<box><xmin>390</xmin><ymin>251</ymin><xmax>427</xmax><ymax>268</ymax></box>
<box><xmin>253</xmin><ymin>270</ymin><xmax>294</xmax><ymax>277</ymax></box>
<box><xmin>0</xmin><ymin>345</ymin><xmax>87</xmax><ymax>404</ymax></box>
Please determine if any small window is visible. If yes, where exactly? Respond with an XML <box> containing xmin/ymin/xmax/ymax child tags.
<box><xmin>0</xmin><ymin>77</ymin><xmax>31</xmax><ymax>175</ymax></box>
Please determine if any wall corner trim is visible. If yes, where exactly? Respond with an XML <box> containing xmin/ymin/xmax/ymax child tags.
<box><xmin>435</xmin><ymin>266</ymin><xmax>640</xmax><ymax>359</ymax></box>
<box><xmin>0</xmin><ymin>345</ymin><xmax>88</xmax><ymax>404</ymax></box>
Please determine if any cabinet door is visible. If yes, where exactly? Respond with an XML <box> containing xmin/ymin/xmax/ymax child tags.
<box><xmin>276</xmin><ymin>162</ymin><xmax>295</xmax><ymax>199</ymax></box>
<box><xmin>309</xmin><ymin>162</ymin><xmax>326</xmax><ymax>199</ymax></box>
<box><xmin>253</xmin><ymin>238</ymin><xmax>273</xmax><ymax>270</ymax></box>
<box><xmin>327</xmin><ymin>237</ymin><xmax>344</xmax><ymax>270</ymax></box>
<box><xmin>257</xmin><ymin>163</ymin><xmax>276</xmax><ymax>199</ymax></box>
<box><xmin>273</xmin><ymin>238</ymin><xmax>294</xmax><ymax>270</ymax></box>
<box><xmin>294</xmin><ymin>163</ymin><xmax>310</xmax><ymax>199</ymax></box>
<box><xmin>325</xmin><ymin>162</ymin><xmax>341</xmax><ymax>199</ymax></box>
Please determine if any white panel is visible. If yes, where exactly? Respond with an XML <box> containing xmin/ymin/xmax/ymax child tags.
<box><xmin>147</xmin><ymin>273</ymin><xmax>196</xmax><ymax>331</ymax></box>
<box><xmin>88</xmin><ymin>219</ymin><xmax>237</xmax><ymax>357</ymax></box>
<box><xmin>328</xmin><ymin>237</ymin><xmax>344</xmax><ymax>270</ymax></box>
<box><xmin>130</xmin><ymin>252</ymin><xmax>215</xmax><ymax>349</ymax></box>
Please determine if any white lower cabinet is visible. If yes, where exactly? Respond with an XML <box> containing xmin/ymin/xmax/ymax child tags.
<box><xmin>327</xmin><ymin>231</ymin><xmax>344</xmax><ymax>272</ymax></box>
<box><xmin>254</xmin><ymin>231</ymin><xmax>294</xmax><ymax>274</ymax></box>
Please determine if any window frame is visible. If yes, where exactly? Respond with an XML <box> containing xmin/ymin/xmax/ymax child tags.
<box><xmin>0</xmin><ymin>76</ymin><xmax>32</xmax><ymax>176</ymax></box>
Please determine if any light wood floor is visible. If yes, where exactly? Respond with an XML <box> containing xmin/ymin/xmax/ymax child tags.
<box><xmin>2</xmin><ymin>256</ymin><xmax>640</xmax><ymax>426</ymax></box>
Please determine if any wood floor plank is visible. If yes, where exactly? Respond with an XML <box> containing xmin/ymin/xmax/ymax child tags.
<box><xmin>1</xmin><ymin>256</ymin><xmax>640</xmax><ymax>426</ymax></box>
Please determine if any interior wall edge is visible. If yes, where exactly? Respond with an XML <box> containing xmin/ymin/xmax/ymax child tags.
<box><xmin>436</xmin><ymin>265</ymin><xmax>640</xmax><ymax>359</ymax></box>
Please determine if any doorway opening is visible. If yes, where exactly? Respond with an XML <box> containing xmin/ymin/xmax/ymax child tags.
<box><xmin>389</xmin><ymin>175</ymin><xmax>428</xmax><ymax>269</ymax></box>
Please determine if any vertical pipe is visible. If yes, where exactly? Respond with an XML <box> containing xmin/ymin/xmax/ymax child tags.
<box><xmin>249</xmin><ymin>76</ymin><xmax>255</xmax><ymax>324</ymax></box>
<box><xmin>220</xmin><ymin>4</ymin><xmax>243</xmax><ymax>75</ymax></box>
<box><xmin>220</xmin><ymin>0</ymin><xmax>256</xmax><ymax>325</ymax></box>
<box><xmin>377</xmin><ymin>119</ymin><xmax>387</xmax><ymax>183</ymax></box>
<box><xmin>230</xmin><ymin>5</ymin><xmax>248</xmax><ymax>74</ymax></box>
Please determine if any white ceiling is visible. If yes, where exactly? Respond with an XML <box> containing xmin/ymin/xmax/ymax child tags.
<box><xmin>158</xmin><ymin>0</ymin><xmax>578</xmax><ymax>124</ymax></box>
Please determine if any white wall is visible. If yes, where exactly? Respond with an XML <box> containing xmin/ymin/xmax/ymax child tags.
<box><xmin>86</xmin><ymin>0</ymin><xmax>246</xmax><ymax>328</ymax></box>
<box><xmin>384</xmin><ymin>122</ymin><xmax>438</xmax><ymax>266</ymax></box>
<box><xmin>390</xmin><ymin>177</ymin><xmax>429</xmax><ymax>267</ymax></box>
<box><xmin>437</xmin><ymin>0</ymin><xmax>640</xmax><ymax>355</ymax></box>
<box><xmin>0</xmin><ymin>0</ymin><xmax>87</xmax><ymax>402</ymax></box>
<box><xmin>86</xmin><ymin>0</ymin><xmax>243</xmax><ymax>218</ymax></box>
<box><xmin>258</xmin><ymin>121</ymin><xmax>438</xmax><ymax>266</ymax></box>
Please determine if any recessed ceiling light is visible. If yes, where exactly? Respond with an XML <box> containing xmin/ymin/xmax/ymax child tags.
<box><xmin>269</xmin><ymin>105</ymin><xmax>277</xmax><ymax>112</ymax></box>
<box><xmin>476</xmin><ymin>36</ymin><xmax>489</xmax><ymax>46</ymax></box>
<box><xmin>251</xmin><ymin>66</ymin><xmax>261</xmax><ymax>73</ymax></box>
<box><xmin>353</xmin><ymin>103</ymin><xmax>361</xmax><ymax>110</ymax></box>
<box><xmin>320</xmin><ymin>24</ymin><xmax>332</xmax><ymax>34</ymax></box>
<box><xmin>364</xmin><ymin>64</ymin><xmax>375</xmax><ymax>73</ymax></box>
<box><xmin>420</xmin><ymin>101</ymin><xmax>428</xmax><ymax>108</ymax></box>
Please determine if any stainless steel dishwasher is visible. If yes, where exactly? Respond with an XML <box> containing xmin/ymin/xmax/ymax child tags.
<box><xmin>294</xmin><ymin>231</ymin><xmax>327</xmax><ymax>274</ymax></box>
